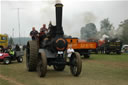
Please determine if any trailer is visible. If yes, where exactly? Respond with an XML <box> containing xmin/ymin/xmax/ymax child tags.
<box><xmin>66</xmin><ymin>38</ymin><xmax>98</xmax><ymax>58</ymax></box>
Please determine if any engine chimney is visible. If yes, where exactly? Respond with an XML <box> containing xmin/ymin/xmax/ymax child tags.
<box><xmin>55</xmin><ymin>3</ymin><xmax>64</xmax><ymax>36</ymax></box>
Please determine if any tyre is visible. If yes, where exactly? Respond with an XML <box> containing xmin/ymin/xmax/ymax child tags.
<box><xmin>95</xmin><ymin>50</ymin><xmax>98</xmax><ymax>54</ymax></box>
<box><xmin>63</xmin><ymin>50</ymin><xmax>67</xmax><ymax>61</ymax></box>
<box><xmin>116</xmin><ymin>51</ymin><xmax>121</xmax><ymax>55</ymax></box>
<box><xmin>70</xmin><ymin>52</ymin><xmax>82</xmax><ymax>76</ymax></box>
<box><xmin>84</xmin><ymin>54</ymin><xmax>90</xmax><ymax>59</ymax></box>
<box><xmin>53</xmin><ymin>65</ymin><xmax>65</xmax><ymax>71</ymax></box>
<box><xmin>37</xmin><ymin>52</ymin><xmax>47</xmax><ymax>77</ymax></box>
<box><xmin>26</xmin><ymin>40</ymin><xmax>39</xmax><ymax>71</ymax></box>
<box><xmin>105</xmin><ymin>51</ymin><xmax>110</xmax><ymax>54</ymax></box>
<box><xmin>17</xmin><ymin>57</ymin><xmax>23</xmax><ymax>63</ymax></box>
<box><xmin>3</xmin><ymin>58</ymin><xmax>11</xmax><ymax>65</ymax></box>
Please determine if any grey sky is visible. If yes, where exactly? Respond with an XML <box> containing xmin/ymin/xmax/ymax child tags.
<box><xmin>0</xmin><ymin>0</ymin><xmax>128</xmax><ymax>38</ymax></box>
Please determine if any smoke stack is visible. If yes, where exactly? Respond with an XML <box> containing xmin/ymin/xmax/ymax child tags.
<box><xmin>55</xmin><ymin>3</ymin><xmax>64</xmax><ymax>35</ymax></box>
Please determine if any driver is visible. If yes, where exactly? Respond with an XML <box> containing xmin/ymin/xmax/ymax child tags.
<box><xmin>8</xmin><ymin>47</ymin><xmax>15</xmax><ymax>59</ymax></box>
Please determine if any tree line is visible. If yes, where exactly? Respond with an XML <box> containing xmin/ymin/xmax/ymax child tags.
<box><xmin>80</xmin><ymin>18</ymin><xmax>128</xmax><ymax>44</ymax></box>
<box><xmin>8</xmin><ymin>37</ymin><xmax>31</xmax><ymax>45</ymax></box>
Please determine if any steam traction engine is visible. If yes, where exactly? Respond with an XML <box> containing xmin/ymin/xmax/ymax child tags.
<box><xmin>26</xmin><ymin>3</ymin><xmax>82</xmax><ymax>77</ymax></box>
<box><xmin>104</xmin><ymin>38</ymin><xmax>122</xmax><ymax>54</ymax></box>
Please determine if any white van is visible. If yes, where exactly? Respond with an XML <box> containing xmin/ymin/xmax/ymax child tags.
<box><xmin>121</xmin><ymin>45</ymin><xmax>128</xmax><ymax>53</ymax></box>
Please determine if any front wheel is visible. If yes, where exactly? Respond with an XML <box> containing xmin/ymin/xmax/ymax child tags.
<box><xmin>37</xmin><ymin>52</ymin><xmax>47</xmax><ymax>77</ymax></box>
<box><xmin>4</xmin><ymin>58</ymin><xmax>11</xmax><ymax>65</ymax></box>
<box><xmin>70</xmin><ymin>52</ymin><xmax>82</xmax><ymax>76</ymax></box>
<box><xmin>116</xmin><ymin>51</ymin><xmax>121</xmax><ymax>55</ymax></box>
<box><xmin>105</xmin><ymin>51</ymin><xmax>110</xmax><ymax>54</ymax></box>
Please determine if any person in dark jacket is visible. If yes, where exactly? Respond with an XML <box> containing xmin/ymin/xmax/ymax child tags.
<box><xmin>15</xmin><ymin>44</ymin><xmax>20</xmax><ymax>51</ymax></box>
<box><xmin>30</xmin><ymin>27</ymin><xmax>39</xmax><ymax>40</ymax></box>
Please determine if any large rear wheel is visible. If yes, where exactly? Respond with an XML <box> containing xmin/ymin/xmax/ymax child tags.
<box><xmin>37</xmin><ymin>52</ymin><xmax>47</xmax><ymax>77</ymax></box>
<box><xmin>70</xmin><ymin>52</ymin><xmax>82</xmax><ymax>76</ymax></box>
<box><xmin>26</xmin><ymin>40</ymin><xmax>39</xmax><ymax>71</ymax></box>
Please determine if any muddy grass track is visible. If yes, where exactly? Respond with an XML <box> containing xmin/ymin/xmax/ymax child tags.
<box><xmin>0</xmin><ymin>74</ymin><xmax>24</xmax><ymax>85</ymax></box>
<box><xmin>0</xmin><ymin>54</ymin><xmax>128</xmax><ymax>85</ymax></box>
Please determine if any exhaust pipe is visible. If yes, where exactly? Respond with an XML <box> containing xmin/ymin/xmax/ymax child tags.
<box><xmin>55</xmin><ymin>3</ymin><xmax>64</xmax><ymax>36</ymax></box>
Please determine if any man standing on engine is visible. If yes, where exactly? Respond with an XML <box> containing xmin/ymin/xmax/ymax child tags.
<box><xmin>39</xmin><ymin>24</ymin><xmax>48</xmax><ymax>44</ymax></box>
<box><xmin>39</xmin><ymin>24</ymin><xmax>48</xmax><ymax>36</ymax></box>
<box><xmin>30</xmin><ymin>27</ymin><xmax>39</xmax><ymax>40</ymax></box>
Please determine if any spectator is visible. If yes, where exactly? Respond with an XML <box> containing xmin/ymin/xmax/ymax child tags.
<box><xmin>15</xmin><ymin>44</ymin><xmax>20</xmax><ymax>51</ymax></box>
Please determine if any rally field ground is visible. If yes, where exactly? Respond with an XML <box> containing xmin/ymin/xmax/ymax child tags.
<box><xmin>0</xmin><ymin>54</ymin><xmax>128</xmax><ymax>85</ymax></box>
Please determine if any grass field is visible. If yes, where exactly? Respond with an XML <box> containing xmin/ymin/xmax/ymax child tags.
<box><xmin>0</xmin><ymin>53</ymin><xmax>128</xmax><ymax>85</ymax></box>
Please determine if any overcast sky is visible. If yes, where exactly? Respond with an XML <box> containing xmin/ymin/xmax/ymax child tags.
<box><xmin>0</xmin><ymin>0</ymin><xmax>128</xmax><ymax>38</ymax></box>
